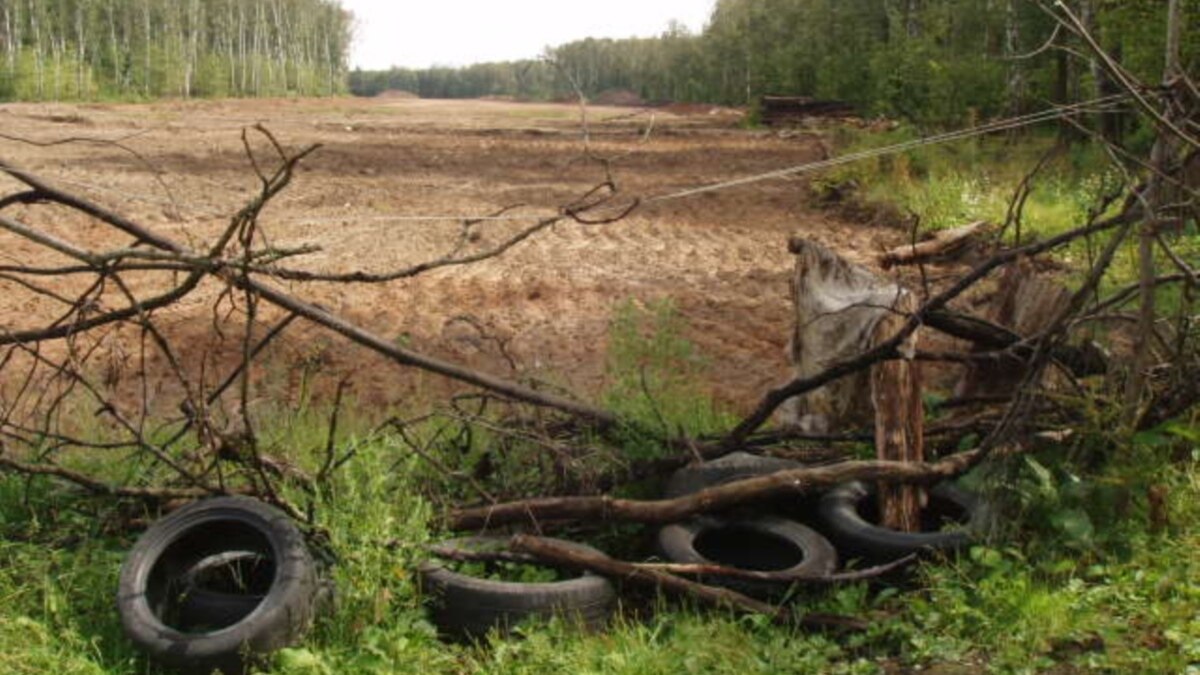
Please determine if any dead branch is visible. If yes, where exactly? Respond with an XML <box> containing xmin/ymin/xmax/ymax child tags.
<box><xmin>509</xmin><ymin>535</ymin><xmax>868</xmax><ymax>631</ymax></box>
<box><xmin>0</xmin><ymin>154</ymin><xmax>622</xmax><ymax>427</ymax></box>
<box><xmin>636</xmin><ymin>554</ymin><xmax>916</xmax><ymax>583</ymax></box>
<box><xmin>425</xmin><ymin>542</ymin><xmax>914</xmax><ymax>583</ymax></box>
<box><xmin>0</xmin><ymin>452</ymin><xmax>213</xmax><ymax>500</ymax></box>
<box><xmin>1048</xmin><ymin>2</ymin><xmax>1198</xmax><ymax>149</ymax></box>
<box><xmin>448</xmin><ymin>449</ymin><xmax>982</xmax><ymax>530</ymax></box>
<box><xmin>925</xmin><ymin>309</ymin><xmax>1106</xmax><ymax>376</ymax></box>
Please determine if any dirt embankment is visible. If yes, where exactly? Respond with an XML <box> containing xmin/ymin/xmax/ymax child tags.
<box><xmin>0</xmin><ymin>97</ymin><xmax>918</xmax><ymax>415</ymax></box>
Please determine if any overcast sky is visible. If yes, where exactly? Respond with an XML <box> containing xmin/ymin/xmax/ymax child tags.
<box><xmin>339</xmin><ymin>0</ymin><xmax>717</xmax><ymax>70</ymax></box>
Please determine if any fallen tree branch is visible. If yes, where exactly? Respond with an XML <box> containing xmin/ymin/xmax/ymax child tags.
<box><xmin>0</xmin><ymin>453</ymin><xmax>213</xmax><ymax>500</ymax></box>
<box><xmin>426</xmin><ymin>541</ymin><xmax>915</xmax><ymax>583</ymax></box>
<box><xmin>449</xmin><ymin>449</ymin><xmax>981</xmax><ymax>530</ymax></box>
<box><xmin>509</xmin><ymin>535</ymin><xmax>868</xmax><ymax>631</ymax></box>
<box><xmin>0</xmin><ymin>156</ymin><xmax>622</xmax><ymax>428</ymax></box>
<box><xmin>636</xmin><ymin>554</ymin><xmax>917</xmax><ymax>583</ymax></box>
<box><xmin>926</xmin><ymin>309</ymin><xmax>1107</xmax><ymax>376</ymax></box>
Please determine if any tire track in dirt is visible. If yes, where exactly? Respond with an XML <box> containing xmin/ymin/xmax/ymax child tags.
<box><xmin>0</xmin><ymin>98</ymin><xmax>908</xmax><ymax>415</ymax></box>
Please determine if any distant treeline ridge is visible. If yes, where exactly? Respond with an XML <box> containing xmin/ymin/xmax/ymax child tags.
<box><xmin>351</xmin><ymin>0</ymin><xmax>1197</xmax><ymax>126</ymax></box>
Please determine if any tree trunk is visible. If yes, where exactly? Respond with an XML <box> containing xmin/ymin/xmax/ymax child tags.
<box><xmin>1080</xmin><ymin>0</ymin><xmax>1124</xmax><ymax>144</ymax></box>
<box><xmin>3</xmin><ymin>4</ymin><xmax>15</xmax><ymax>75</ymax></box>
<box><xmin>1004</xmin><ymin>0</ymin><xmax>1025</xmax><ymax>119</ymax></box>
<box><xmin>871</xmin><ymin>292</ymin><xmax>925</xmax><ymax>531</ymax></box>
<box><xmin>1124</xmin><ymin>0</ymin><xmax>1183</xmax><ymax>427</ymax></box>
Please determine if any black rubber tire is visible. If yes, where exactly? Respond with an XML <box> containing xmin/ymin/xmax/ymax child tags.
<box><xmin>818</xmin><ymin>481</ymin><xmax>988</xmax><ymax>563</ymax></box>
<box><xmin>117</xmin><ymin>496</ymin><xmax>323</xmax><ymax>675</ymax></box>
<box><xmin>656</xmin><ymin>515</ymin><xmax>837</xmax><ymax>598</ymax></box>
<box><xmin>665</xmin><ymin>452</ymin><xmax>803</xmax><ymax>498</ymax></box>
<box><xmin>418</xmin><ymin>536</ymin><xmax>616</xmax><ymax>639</ymax></box>
<box><xmin>175</xmin><ymin>551</ymin><xmax>270</xmax><ymax>631</ymax></box>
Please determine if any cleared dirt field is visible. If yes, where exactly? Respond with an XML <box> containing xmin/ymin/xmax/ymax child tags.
<box><xmin>0</xmin><ymin>97</ymin><xmax>913</xmax><ymax>414</ymax></box>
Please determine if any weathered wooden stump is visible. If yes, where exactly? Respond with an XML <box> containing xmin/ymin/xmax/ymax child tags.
<box><xmin>780</xmin><ymin>237</ymin><xmax>924</xmax><ymax>530</ymax></box>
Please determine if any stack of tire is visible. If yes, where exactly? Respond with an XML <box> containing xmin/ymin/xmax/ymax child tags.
<box><xmin>654</xmin><ymin>451</ymin><xmax>988</xmax><ymax>598</ymax></box>
<box><xmin>657</xmin><ymin>452</ymin><xmax>837</xmax><ymax>597</ymax></box>
<box><xmin>414</xmin><ymin>452</ymin><xmax>989</xmax><ymax>638</ymax></box>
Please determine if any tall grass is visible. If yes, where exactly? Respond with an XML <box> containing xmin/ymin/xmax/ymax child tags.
<box><xmin>821</xmin><ymin>126</ymin><xmax>1198</xmax><ymax>314</ymax></box>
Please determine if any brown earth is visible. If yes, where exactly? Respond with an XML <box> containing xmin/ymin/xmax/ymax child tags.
<box><xmin>0</xmin><ymin>97</ymin><xmax>920</xmax><ymax>416</ymax></box>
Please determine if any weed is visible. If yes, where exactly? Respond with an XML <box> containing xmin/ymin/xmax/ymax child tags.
<box><xmin>604</xmin><ymin>300</ymin><xmax>736</xmax><ymax>451</ymax></box>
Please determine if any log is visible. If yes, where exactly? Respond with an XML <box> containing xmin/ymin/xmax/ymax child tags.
<box><xmin>879</xmin><ymin>221</ymin><xmax>994</xmax><ymax>269</ymax></box>
<box><xmin>759</xmin><ymin>96</ymin><xmax>857</xmax><ymax>126</ymax></box>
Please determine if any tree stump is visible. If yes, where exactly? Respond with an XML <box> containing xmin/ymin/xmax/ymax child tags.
<box><xmin>954</xmin><ymin>260</ymin><xmax>1073</xmax><ymax>400</ymax></box>
<box><xmin>780</xmin><ymin>237</ymin><xmax>924</xmax><ymax>530</ymax></box>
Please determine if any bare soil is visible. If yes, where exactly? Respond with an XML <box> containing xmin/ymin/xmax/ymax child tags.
<box><xmin>0</xmin><ymin>97</ymin><xmax>918</xmax><ymax>415</ymax></box>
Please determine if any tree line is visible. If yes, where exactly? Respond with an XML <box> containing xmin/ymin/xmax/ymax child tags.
<box><xmin>351</xmin><ymin>0</ymin><xmax>1197</xmax><ymax>127</ymax></box>
<box><xmin>0</xmin><ymin>0</ymin><xmax>352</xmax><ymax>101</ymax></box>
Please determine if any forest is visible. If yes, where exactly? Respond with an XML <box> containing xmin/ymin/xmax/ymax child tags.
<box><xmin>0</xmin><ymin>0</ymin><xmax>352</xmax><ymax>100</ymax></box>
<box><xmin>351</xmin><ymin>0</ymin><xmax>1199</xmax><ymax>126</ymax></box>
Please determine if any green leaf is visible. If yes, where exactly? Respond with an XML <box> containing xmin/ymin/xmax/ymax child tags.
<box><xmin>276</xmin><ymin>648</ymin><xmax>328</xmax><ymax>674</ymax></box>
<box><xmin>1133</xmin><ymin>430</ymin><xmax>1171</xmax><ymax>448</ymax></box>
<box><xmin>1050</xmin><ymin>508</ymin><xmax>1095</xmax><ymax>545</ymax></box>
<box><xmin>1164</xmin><ymin>422</ymin><xmax>1200</xmax><ymax>443</ymax></box>
<box><xmin>1024</xmin><ymin>456</ymin><xmax>1057</xmax><ymax>498</ymax></box>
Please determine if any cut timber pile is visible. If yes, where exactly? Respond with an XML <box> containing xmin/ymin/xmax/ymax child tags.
<box><xmin>760</xmin><ymin>96</ymin><xmax>857</xmax><ymax>126</ymax></box>
<box><xmin>879</xmin><ymin>221</ymin><xmax>996</xmax><ymax>269</ymax></box>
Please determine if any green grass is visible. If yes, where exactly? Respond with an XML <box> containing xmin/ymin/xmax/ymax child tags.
<box><xmin>2</xmin><ymin>436</ymin><xmax>1197</xmax><ymax>674</ymax></box>
<box><xmin>820</xmin><ymin>128</ymin><xmax>1124</xmax><ymax>237</ymax></box>
<box><xmin>820</xmin><ymin>126</ymin><xmax>1199</xmax><ymax>321</ymax></box>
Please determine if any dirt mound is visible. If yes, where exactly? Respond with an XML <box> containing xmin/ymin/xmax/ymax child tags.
<box><xmin>375</xmin><ymin>89</ymin><xmax>418</xmax><ymax>99</ymax></box>
<box><xmin>658</xmin><ymin>102</ymin><xmax>743</xmax><ymax>118</ymax></box>
<box><xmin>593</xmin><ymin>89</ymin><xmax>644</xmax><ymax>107</ymax></box>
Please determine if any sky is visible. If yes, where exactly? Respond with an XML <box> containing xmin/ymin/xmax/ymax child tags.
<box><xmin>339</xmin><ymin>0</ymin><xmax>718</xmax><ymax>70</ymax></box>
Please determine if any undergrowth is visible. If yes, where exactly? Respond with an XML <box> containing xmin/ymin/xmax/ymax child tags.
<box><xmin>818</xmin><ymin>126</ymin><xmax>1198</xmax><ymax>325</ymax></box>
<box><xmin>817</xmin><ymin>127</ymin><xmax>1124</xmax><ymax>237</ymax></box>
<box><xmin>1</xmin><ymin>277</ymin><xmax>1198</xmax><ymax>674</ymax></box>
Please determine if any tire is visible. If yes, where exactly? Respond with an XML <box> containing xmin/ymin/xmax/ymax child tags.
<box><xmin>117</xmin><ymin>496</ymin><xmax>324</xmax><ymax>675</ymax></box>
<box><xmin>665</xmin><ymin>452</ymin><xmax>803</xmax><ymax>498</ymax></box>
<box><xmin>176</xmin><ymin>551</ymin><xmax>270</xmax><ymax>631</ymax></box>
<box><xmin>656</xmin><ymin>515</ymin><xmax>837</xmax><ymax>598</ymax></box>
<box><xmin>818</xmin><ymin>481</ymin><xmax>988</xmax><ymax>563</ymax></box>
<box><xmin>418</xmin><ymin>536</ymin><xmax>616</xmax><ymax>639</ymax></box>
